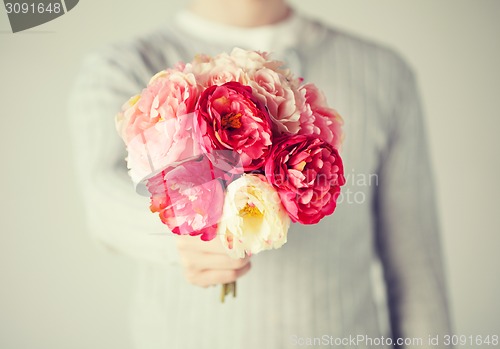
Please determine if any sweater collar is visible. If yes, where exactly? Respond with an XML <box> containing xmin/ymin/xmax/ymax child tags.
<box><xmin>174</xmin><ymin>9</ymin><xmax>303</xmax><ymax>54</ymax></box>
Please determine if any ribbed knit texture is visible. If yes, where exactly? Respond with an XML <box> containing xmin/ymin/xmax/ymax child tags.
<box><xmin>68</xmin><ymin>10</ymin><xmax>452</xmax><ymax>349</ymax></box>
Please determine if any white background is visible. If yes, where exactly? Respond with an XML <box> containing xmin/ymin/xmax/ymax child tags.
<box><xmin>1</xmin><ymin>0</ymin><xmax>499</xmax><ymax>348</ymax></box>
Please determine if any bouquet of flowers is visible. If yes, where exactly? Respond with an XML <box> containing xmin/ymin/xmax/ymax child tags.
<box><xmin>115</xmin><ymin>48</ymin><xmax>345</xmax><ymax>301</ymax></box>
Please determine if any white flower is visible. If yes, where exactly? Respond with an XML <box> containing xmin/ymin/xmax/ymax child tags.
<box><xmin>218</xmin><ymin>174</ymin><xmax>290</xmax><ymax>259</ymax></box>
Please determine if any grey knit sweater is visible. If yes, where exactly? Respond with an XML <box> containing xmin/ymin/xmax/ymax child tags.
<box><xmin>69</xmin><ymin>10</ymin><xmax>452</xmax><ymax>349</ymax></box>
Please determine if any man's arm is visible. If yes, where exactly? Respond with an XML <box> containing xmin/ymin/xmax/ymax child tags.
<box><xmin>68</xmin><ymin>49</ymin><xmax>180</xmax><ymax>266</ymax></box>
<box><xmin>374</xmin><ymin>59</ymin><xmax>453</xmax><ymax>347</ymax></box>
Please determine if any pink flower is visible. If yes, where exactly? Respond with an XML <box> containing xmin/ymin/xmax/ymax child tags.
<box><xmin>146</xmin><ymin>157</ymin><xmax>225</xmax><ymax>241</ymax></box>
<box><xmin>183</xmin><ymin>54</ymin><xmax>214</xmax><ymax>83</ymax></box>
<box><xmin>126</xmin><ymin>113</ymin><xmax>203</xmax><ymax>189</ymax></box>
<box><xmin>116</xmin><ymin>70</ymin><xmax>200</xmax><ymax>144</ymax></box>
<box><xmin>115</xmin><ymin>70</ymin><xmax>203</xmax><ymax>188</ymax></box>
<box><xmin>265</xmin><ymin>135</ymin><xmax>345</xmax><ymax>224</ymax></box>
<box><xmin>248</xmin><ymin>67</ymin><xmax>304</xmax><ymax>134</ymax></box>
<box><xmin>297</xmin><ymin>83</ymin><xmax>344</xmax><ymax>149</ymax></box>
<box><xmin>195</xmin><ymin>82</ymin><xmax>272</xmax><ymax>171</ymax></box>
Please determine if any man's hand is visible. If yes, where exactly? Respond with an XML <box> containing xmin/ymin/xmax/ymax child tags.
<box><xmin>175</xmin><ymin>235</ymin><xmax>251</xmax><ymax>287</ymax></box>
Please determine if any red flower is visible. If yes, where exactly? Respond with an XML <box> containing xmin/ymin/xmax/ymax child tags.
<box><xmin>265</xmin><ymin>135</ymin><xmax>345</xmax><ymax>224</ymax></box>
<box><xmin>195</xmin><ymin>82</ymin><xmax>272</xmax><ymax>172</ymax></box>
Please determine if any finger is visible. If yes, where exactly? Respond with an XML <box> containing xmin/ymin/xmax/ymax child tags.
<box><xmin>186</xmin><ymin>262</ymin><xmax>252</xmax><ymax>287</ymax></box>
<box><xmin>175</xmin><ymin>234</ymin><xmax>227</xmax><ymax>254</ymax></box>
<box><xmin>180</xmin><ymin>253</ymin><xmax>250</xmax><ymax>271</ymax></box>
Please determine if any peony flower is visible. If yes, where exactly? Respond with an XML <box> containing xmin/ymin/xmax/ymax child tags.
<box><xmin>218</xmin><ymin>174</ymin><xmax>290</xmax><ymax>259</ymax></box>
<box><xmin>224</xmin><ymin>48</ymin><xmax>269</xmax><ymax>72</ymax></box>
<box><xmin>265</xmin><ymin>135</ymin><xmax>345</xmax><ymax>224</ymax></box>
<box><xmin>115</xmin><ymin>69</ymin><xmax>203</xmax><ymax>188</ymax></box>
<box><xmin>126</xmin><ymin>113</ymin><xmax>203</xmax><ymax>190</ymax></box>
<box><xmin>146</xmin><ymin>157</ymin><xmax>225</xmax><ymax>241</ymax></box>
<box><xmin>195</xmin><ymin>81</ymin><xmax>272</xmax><ymax>172</ymax></box>
<box><xmin>187</xmin><ymin>52</ymin><xmax>250</xmax><ymax>87</ymax></box>
<box><xmin>115</xmin><ymin>69</ymin><xmax>201</xmax><ymax>144</ymax></box>
<box><xmin>297</xmin><ymin>83</ymin><xmax>344</xmax><ymax>149</ymax></box>
<box><xmin>247</xmin><ymin>67</ymin><xmax>304</xmax><ymax>135</ymax></box>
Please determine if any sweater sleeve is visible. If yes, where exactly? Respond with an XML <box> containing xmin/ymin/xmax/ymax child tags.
<box><xmin>374</xmin><ymin>59</ymin><xmax>453</xmax><ymax>347</ymax></box>
<box><xmin>68</xmin><ymin>48</ymin><xmax>180</xmax><ymax>267</ymax></box>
